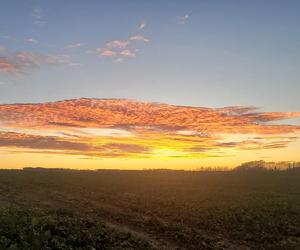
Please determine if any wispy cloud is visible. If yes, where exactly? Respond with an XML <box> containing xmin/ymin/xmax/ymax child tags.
<box><xmin>106</xmin><ymin>40</ymin><xmax>129</xmax><ymax>49</ymax></box>
<box><xmin>65</xmin><ymin>43</ymin><xmax>84</xmax><ymax>49</ymax></box>
<box><xmin>0</xmin><ymin>57</ymin><xmax>18</xmax><ymax>73</ymax></box>
<box><xmin>129</xmin><ymin>35</ymin><xmax>150</xmax><ymax>42</ymax></box>
<box><xmin>0</xmin><ymin>98</ymin><xmax>299</xmax><ymax>159</ymax></box>
<box><xmin>178</xmin><ymin>14</ymin><xmax>189</xmax><ymax>25</ymax></box>
<box><xmin>113</xmin><ymin>58</ymin><xmax>124</xmax><ymax>64</ymax></box>
<box><xmin>31</xmin><ymin>8</ymin><xmax>45</xmax><ymax>26</ymax></box>
<box><xmin>0</xmin><ymin>51</ymin><xmax>72</xmax><ymax>75</ymax></box>
<box><xmin>119</xmin><ymin>49</ymin><xmax>136</xmax><ymax>57</ymax></box>
<box><xmin>96</xmin><ymin>35</ymin><xmax>149</xmax><ymax>63</ymax></box>
<box><xmin>0</xmin><ymin>132</ymin><xmax>91</xmax><ymax>151</ymax></box>
<box><xmin>0</xmin><ymin>131</ymin><xmax>150</xmax><ymax>157</ymax></box>
<box><xmin>99</xmin><ymin>49</ymin><xmax>118</xmax><ymax>57</ymax></box>
<box><xmin>138</xmin><ymin>22</ymin><xmax>146</xmax><ymax>30</ymax></box>
<box><xmin>32</xmin><ymin>8</ymin><xmax>42</xmax><ymax>19</ymax></box>
<box><xmin>24</xmin><ymin>38</ymin><xmax>39</xmax><ymax>44</ymax></box>
<box><xmin>99</xmin><ymin>49</ymin><xmax>136</xmax><ymax>58</ymax></box>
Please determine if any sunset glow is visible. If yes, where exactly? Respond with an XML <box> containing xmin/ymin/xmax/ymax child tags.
<box><xmin>0</xmin><ymin>98</ymin><xmax>299</xmax><ymax>169</ymax></box>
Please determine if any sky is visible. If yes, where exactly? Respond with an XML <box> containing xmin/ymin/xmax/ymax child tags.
<box><xmin>0</xmin><ymin>0</ymin><xmax>299</xmax><ymax>169</ymax></box>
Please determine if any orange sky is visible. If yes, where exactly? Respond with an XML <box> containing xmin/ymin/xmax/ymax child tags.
<box><xmin>0</xmin><ymin>98</ymin><xmax>299</xmax><ymax>169</ymax></box>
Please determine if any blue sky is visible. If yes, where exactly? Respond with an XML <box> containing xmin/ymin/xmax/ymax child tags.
<box><xmin>0</xmin><ymin>0</ymin><xmax>300</xmax><ymax>112</ymax></box>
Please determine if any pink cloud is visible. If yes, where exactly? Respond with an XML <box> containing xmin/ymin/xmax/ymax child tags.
<box><xmin>0</xmin><ymin>58</ymin><xmax>17</xmax><ymax>73</ymax></box>
<box><xmin>98</xmin><ymin>49</ymin><xmax>136</xmax><ymax>59</ymax></box>
<box><xmin>0</xmin><ymin>98</ymin><xmax>299</xmax><ymax>159</ymax></box>
<box><xmin>97</xmin><ymin>35</ymin><xmax>150</xmax><ymax>62</ymax></box>
<box><xmin>119</xmin><ymin>49</ymin><xmax>136</xmax><ymax>57</ymax></box>
<box><xmin>179</xmin><ymin>14</ymin><xmax>189</xmax><ymax>25</ymax></box>
<box><xmin>0</xmin><ymin>51</ymin><xmax>72</xmax><ymax>74</ymax></box>
<box><xmin>100</xmin><ymin>49</ymin><xmax>118</xmax><ymax>57</ymax></box>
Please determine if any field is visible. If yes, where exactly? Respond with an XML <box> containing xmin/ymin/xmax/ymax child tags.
<box><xmin>0</xmin><ymin>169</ymin><xmax>300</xmax><ymax>249</ymax></box>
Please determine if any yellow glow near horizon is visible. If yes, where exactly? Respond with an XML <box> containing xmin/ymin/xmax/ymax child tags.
<box><xmin>1</xmin><ymin>137</ymin><xmax>299</xmax><ymax>170</ymax></box>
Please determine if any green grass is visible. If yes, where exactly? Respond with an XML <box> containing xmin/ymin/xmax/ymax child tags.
<box><xmin>0</xmin><ymin>206</ymin><xmax>154</xmax><ymax>250</ymax></box>
<box><xmin>0</xmin><ymin>169</ymin><xmax>300</xmax><ymax>249</ymax></box>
